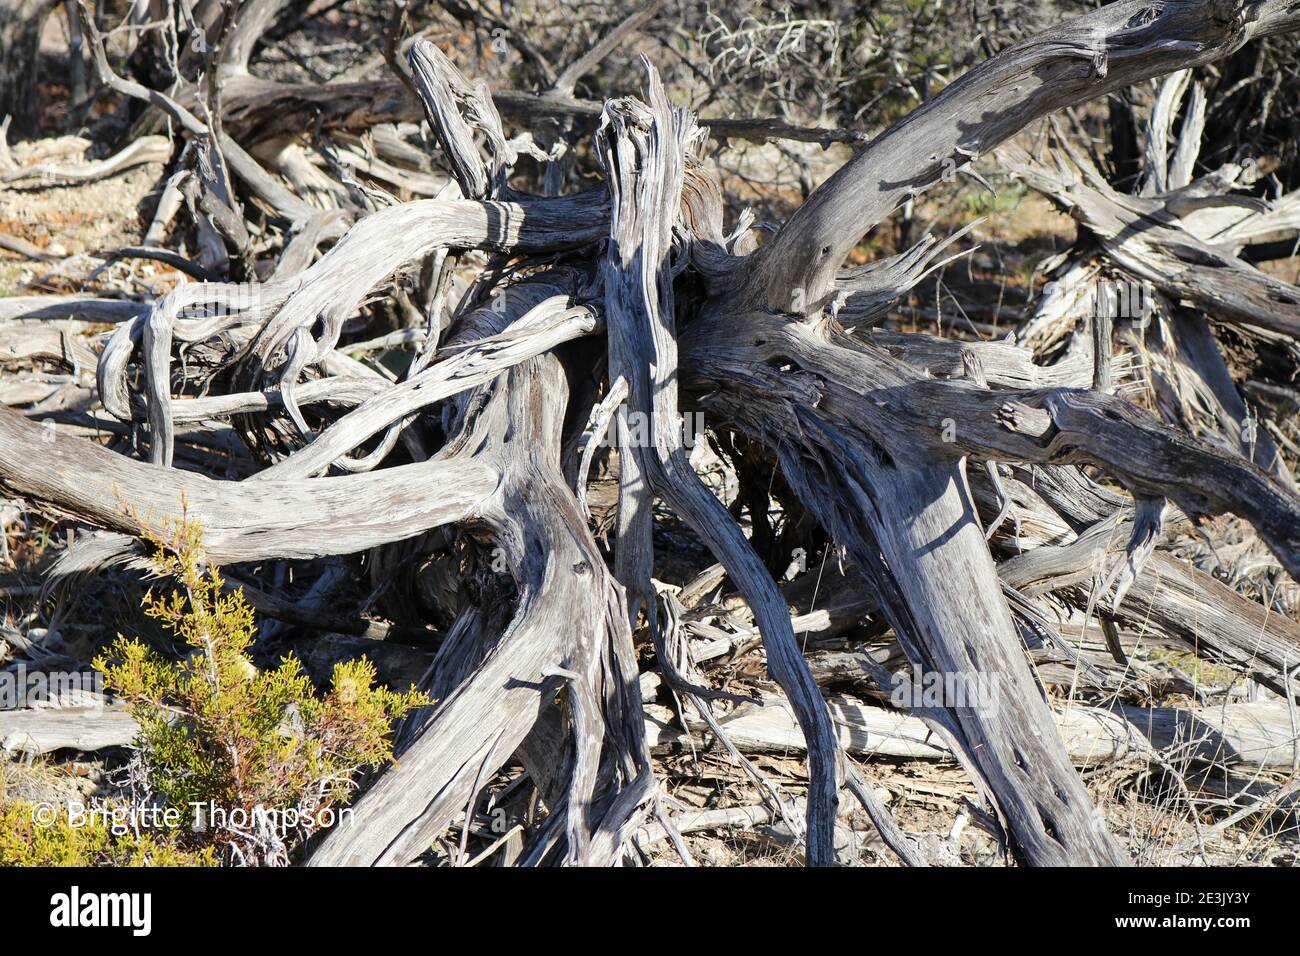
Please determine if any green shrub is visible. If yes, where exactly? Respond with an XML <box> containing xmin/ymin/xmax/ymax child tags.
<box><xmin>92</xmin><ymin>510</ymin><xmax>431</xmax><ymax>865</ymax></box>
<box><xmin>0</xmin><ymin>799</ymin><xmax>217</xmax><ymax>867</ymax></box>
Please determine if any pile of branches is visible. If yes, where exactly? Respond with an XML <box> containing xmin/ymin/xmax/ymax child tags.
<box><xmin>3</xmin><ymin>0</ymin><xmax>1300</xmax><ymax>866</ymax></box>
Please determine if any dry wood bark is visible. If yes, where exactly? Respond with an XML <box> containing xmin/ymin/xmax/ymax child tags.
<box><xmin>0</xmin><ymin>706</ymin><xmax>139</xmax><ymax>755</ymax></box>
<box><xmin>306</xmin><ymin>44</ymin><xmax>655</xmax><ymax>866</ymax></box>
<box><xmin>647</xmin><ymin>696</ymin><xmax>1300</xmax><ymax>771</ymax></box>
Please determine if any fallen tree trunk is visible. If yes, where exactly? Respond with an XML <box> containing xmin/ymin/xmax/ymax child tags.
<box><xmin>647</xmin><ymin>696</ymin><xmax>1300</xmax><ymax>771</ymax></box>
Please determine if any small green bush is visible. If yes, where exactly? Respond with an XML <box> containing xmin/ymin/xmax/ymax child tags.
<box><xmin>0</xmin><ymin>799</ymin><xmax>216</xmax><ymax>867</ymax></box>
<box><xmin>92</xmin><ymin>509</ymin><xmax>431</xmax><ymax>865</ymax></box>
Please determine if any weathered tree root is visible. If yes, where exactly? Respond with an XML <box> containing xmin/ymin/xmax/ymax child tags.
<box><xmin>5</xmin><ymin>0</ymin><xmax>1300</xmax><ymax>866</ymax></box>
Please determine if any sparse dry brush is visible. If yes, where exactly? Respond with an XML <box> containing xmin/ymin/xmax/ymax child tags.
<box><xmin>1</xmin><ymin>0</ymin><xmax>1299</xmax><ymax>867</ymax></box>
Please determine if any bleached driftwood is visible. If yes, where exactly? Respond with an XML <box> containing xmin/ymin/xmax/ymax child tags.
<box><xmin>646</xmin><ymin>696</ymin><xmax>1300</xmax><ymax>771</ymax></box>
<box><xmin>0</xmin><ymin>706</ymin><xmax>138</xmax><ymax>755</ymax></box>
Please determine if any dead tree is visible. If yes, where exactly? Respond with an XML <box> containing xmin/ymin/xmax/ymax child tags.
<box><xmin>4</xmin><ymin>0</ymin><xmax>1300</xmax><ymax>866</ymax></box>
